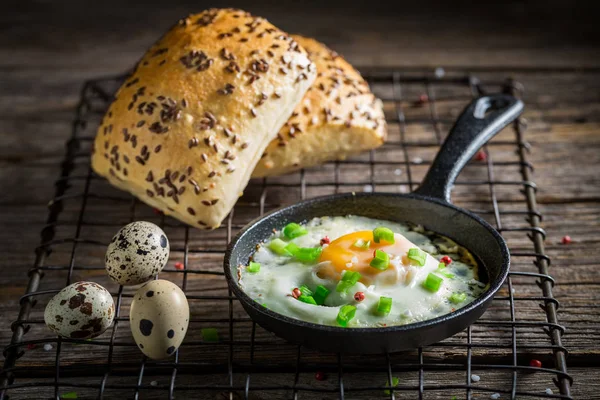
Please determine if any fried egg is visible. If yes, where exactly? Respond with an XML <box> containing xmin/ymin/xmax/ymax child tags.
<box><xmin>239</xmin><ymin>216</ymin><xmax>487</xmax><ymax>328</ymax></box>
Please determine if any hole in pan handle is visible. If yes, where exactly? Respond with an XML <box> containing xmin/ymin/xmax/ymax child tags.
<box><xmin>414</xmin><ymin>94</ymin><xmax>524</xmax><ymax>203</ymax></box>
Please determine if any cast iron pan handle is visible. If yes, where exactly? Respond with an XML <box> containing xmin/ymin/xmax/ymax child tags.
<box><xmin>414</xmin><ymin>94</ymin><xmax>524</xmax><ymax>203</ymax></box>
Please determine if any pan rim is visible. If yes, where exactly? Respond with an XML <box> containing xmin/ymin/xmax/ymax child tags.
<box><xmin>224</xmin><ymin>191</ymin><xmax>510</xmax><ymax>335</ymax></box>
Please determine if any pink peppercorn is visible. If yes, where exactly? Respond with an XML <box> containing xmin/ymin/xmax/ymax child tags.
<box><xmin>315</xmin><ymin>371</ymin><xmax>326</xmax><ymax>381</ymax></box>
<box><xmin>440</xmin><ymin>256</ymin><xmax>452</xmax><ymax>266</ymax></box>
<box><xmin>475</xmin><ymin>150</ymin><xmax>487</xmax><ymax>161</ymax></box>
<box><xmin>415</xmin><ymin>94</ymin><xmax>429</xmax><ymax>106</ymax></box>
<box><xmin>529</xmin><ymin>359</ymin><xmax>542</xmax><ymax>368</ymax></box>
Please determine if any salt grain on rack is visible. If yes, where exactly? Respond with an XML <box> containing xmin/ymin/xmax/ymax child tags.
<box><xmin>490</xmin><ymin>393</ymin><xmax>500</xmax><ymax>399</ymax></box>
<box><xmin>471</xmin><ymin>374</ymin><xmax>481</xmax><ymax>382</ymax></box>
<box><xmin>43</xmin><ymin>343</ymin><xmax>53</xmax><ymax>351</ymax></box>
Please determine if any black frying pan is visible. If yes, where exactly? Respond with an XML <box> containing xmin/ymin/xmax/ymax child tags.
<box><xmin>224</xmin><ymin>94</ymin><xmax>523</xmax><ymax>353</ymax></box>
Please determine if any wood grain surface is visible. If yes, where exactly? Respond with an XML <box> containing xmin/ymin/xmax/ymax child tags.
<box><xmin>1</xmin><ymin>1</ymin><xmax>599</xmax><ymax>399</ymax></box>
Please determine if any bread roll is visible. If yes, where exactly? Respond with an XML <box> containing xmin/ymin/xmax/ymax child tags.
<box><xmin>252</xmin><ymin>35</ymin><xmax>386</xmax><ymax>178</ymax></box>
<box><xmin>92</xmin><ymin>9</ymin><xmax>316</xmax><ymax>229</ymax></box>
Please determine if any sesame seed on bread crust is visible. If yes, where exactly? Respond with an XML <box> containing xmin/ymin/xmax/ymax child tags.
<box><xmin>252</xmin><ymin>35</ymin><xmax>386</xmax><ymax>178</ymax></box>
<box><xmin>91</xmin><ymin>9</ymin><xmax>316</xmax><ymax>229</ymax></box>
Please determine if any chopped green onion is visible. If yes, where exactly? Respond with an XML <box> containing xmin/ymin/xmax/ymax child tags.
<box><xmin>373</xmin><ymin>227</ymin><xmax>395</xmax><ymax>244</ymax></box>
<box><xmin>201</xmin><ymin>328</ymin><xmax>219</xmax><ymax>342</ymax></box>
<box><xmin>377</xmin><ymin>296</ymin><xmax>393</xmax><ymax>315</ymax></box>
<box><xmin>370</xmin><ymin>249</ymin><xmax>390</xmax><ymax>270</ymax></box>
<box><xmin>407</xmin><ymin>247</ymin><xmax>427</xmax><ymax>266</ymax></box>
<box><xmin>298</xmin><ymin>295</ymin><xmax>317</xmax><ymax>305</ymax></box>
<box><xmin>299</xmin><ymin>285</ymin><xmax>313</xmax><ymax>297</ymax></box>
<box><xmin>283</xmin><ymin>222</ymin><xmax>308</xmax><ymax>239</ymax></box>
<box><xmin>336</xmin><ymin>271</ymin><xmax>362</xmax><ymax>292</ymax></box>
<box><xmin>436</xmin><ymin>263</ymin><xmax>454</xmax><ymax>278</ymax></box>
<box><xmin>60</xmin><ymin>392</ymin><xmax>78</xmax><ymax>399</ymax></box>
<box><xmin>247</xmin><ymin>261</ymin><xmax>260</xmax><ymax>273</ymax></box>
<box><xmin>449</xmin><ymin>292</ymin><xmax>467</xmax><ymax>304</ymax></box>
<box><xmin>284</xmin><ymin>242</ymin><xmax>300</xmax><ymax>256</ymax></box>
<box><xmin>336</xmin><ymin>305</ymin><xmax>357</xmax><ymax>327</ymax></box>
<box><xmin>269</xmin><ymin>238</ymin><xmax>289</xmax><ymax>255</ymax></box>
<box><xmin>383</xmin><ymin>377</ymin><xmax>400</xmax><ymax>395</ymax></box>
<box><xmin>313</xmin><ymin>285</ymin><xmax>331</xmax><ymax>305</ymax></box>
<box><xmin>422</xmin><ymin>272</ymin><xmax>444</xmax><ymax>292</ymax></box>
<box><xmin>352</xmin><ymin>239</ymin><xmax>371</xmax><ymax>250</ymax></box>
<box><xmin>293</xmin><ymin>246</ymin><xmax>323</xmax><ymax>263</ymax></box>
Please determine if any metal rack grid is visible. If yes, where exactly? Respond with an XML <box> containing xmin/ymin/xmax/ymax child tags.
<box><xmin>1</xmin><ymin>70</ymin><xmax>572</xmax><ymax>399</ymax></box>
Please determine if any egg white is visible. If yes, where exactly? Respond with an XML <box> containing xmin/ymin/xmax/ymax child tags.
<box><xmin>239</xmin><ymin>216</ymin><xmax>486</xmax><ymax>328</ymax></box>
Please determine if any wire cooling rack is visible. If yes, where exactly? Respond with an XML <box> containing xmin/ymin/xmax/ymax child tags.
<box><xmin>1</xmin><ymin>70</ymin><xmax>572</xmax><ymax>399</ymax></box>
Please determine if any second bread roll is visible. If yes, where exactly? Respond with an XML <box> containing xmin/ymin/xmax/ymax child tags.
<box><xmin>252</xmin><ymin>35</ymin><xmax>386</xmax><ymax>178</ymax></box>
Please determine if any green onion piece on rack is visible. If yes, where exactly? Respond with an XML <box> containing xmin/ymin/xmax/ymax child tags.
<box><xmin>373</xmin><ymin>227</ymin><xmax>395</xmax><ymax>244</ymax></box>
<box><xmin>370</xmin><ymin>249</ymin><xmax>390</xmax><ymax>270</ymax></box>
<box><xmin>383</xmin><ymin>377</ymin><xmax>400</xmax><ymax>395</ymax></box>
<box><xmin>407</xmin><ymin>247</ymin><xmax>427</xmax><ymax>266</ymax></box>
<box><xmin>336</xmin><ymin>305</ymin><xmax>357</xmax><ymax>327</ymax></box>
<box><xmin>201</xmin><ymin>328</ymin><xmax>219</xmax><ymax>342</ymax></box>
<box><xmin>283</xmin><ymin>222</ymin><xmax>308</xmax><ymax>239</ymax></box>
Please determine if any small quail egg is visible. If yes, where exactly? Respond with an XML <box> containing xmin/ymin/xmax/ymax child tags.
<box><xmin>105</xmin><ymin>221</ymin><xmax>169</xmax><ymax>286</ymax></box>
<box><xmin>44</xmin><ymin>281</ymin><xmax>114</xmax><ymax>339</ymax></box>
<box><xmin>130</xmin><ymin>279</ymin><xmax>189</xmax><ymax>360</ymax></box>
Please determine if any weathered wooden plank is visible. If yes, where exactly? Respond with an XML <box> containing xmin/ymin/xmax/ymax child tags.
<box><xmin>1</xmin><ymin>1</ymin><xmax>600</xmax><ymax>397</ymax></box>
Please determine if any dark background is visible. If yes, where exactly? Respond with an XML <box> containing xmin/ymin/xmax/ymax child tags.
<box><xmin>3</xmin><ymin>0</ymin><xmax>600</xmax><ymax>72</ymax></box>
<box><xmin>1</xmin><ymin>0</ymin><xmax>599</xmax><ymax>398</ymax></box>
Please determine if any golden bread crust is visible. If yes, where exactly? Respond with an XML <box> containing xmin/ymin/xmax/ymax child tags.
<box><xmin>252</xmin><ymin>35</ymin><xmax>386</xmax><ymax>177</ymax></box>
<box><xmin>92</xmin><ymin>9</ymin><xmax>316</xmax><ymax>229</ymax></box>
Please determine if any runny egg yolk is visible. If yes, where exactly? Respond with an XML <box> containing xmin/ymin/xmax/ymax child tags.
<box><xmin>318</xmin><ymin>230</ymin><xmax>416</xmax><ymax>284</ymax></box>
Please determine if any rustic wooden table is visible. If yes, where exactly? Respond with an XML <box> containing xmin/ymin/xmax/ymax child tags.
<box><xmin>1</xmin><ymin>1</ymin><xmax>599</xmax><ymax>398</ymax></box>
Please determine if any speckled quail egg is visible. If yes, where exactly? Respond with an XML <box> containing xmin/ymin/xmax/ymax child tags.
<box><xmin>44</xmin><ymin>281</ymin><xmax>115</xmax><ymax>339</ymax></box>
<box><xmin>130</xmin><ymin>279</ymin><xmax>189</xmax><ymax>360</ymax></box>
<box><xmin>105</xmin><ymin>221</ymin><xmax>170</xmax><ymax>286</ymax></box>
